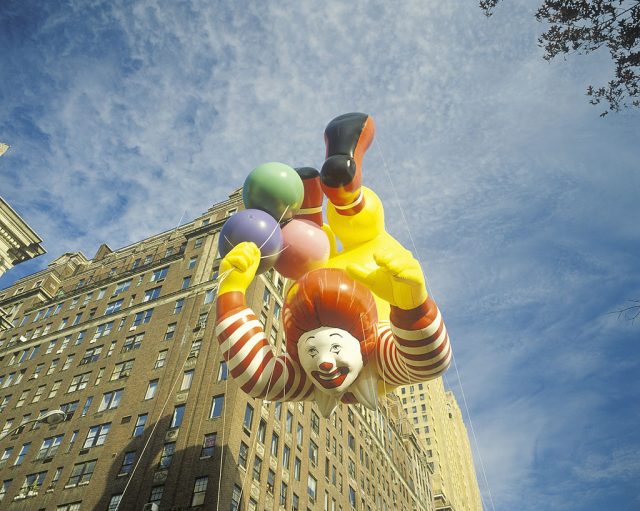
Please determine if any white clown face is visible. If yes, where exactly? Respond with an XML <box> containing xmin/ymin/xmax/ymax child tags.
<box><xmin>298</xmin><ymin>326</ymin><xmax>364</xmax><ymax>395</ymax></box>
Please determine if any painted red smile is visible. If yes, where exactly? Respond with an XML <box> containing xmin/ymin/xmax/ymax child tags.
<box><xmin>312</xmin><ymin>367</ymin><xmax>349</xmax><ymax>389</ymax></box>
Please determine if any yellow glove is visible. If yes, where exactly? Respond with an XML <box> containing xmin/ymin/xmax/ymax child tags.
<box><xmin>346</xmin><ymin>247</ymin><xmax>428</xmax><ymax>310</ymax></box>
<box><xmin>218</xmin><ymin>242</ymin><xmax>261</xmax><ymax>295</ymax></box>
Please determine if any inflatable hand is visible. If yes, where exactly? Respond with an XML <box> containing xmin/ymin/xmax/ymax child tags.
<box><xmin>346</xmin><ymin>247</ymin><xmax>428</xmax><ymax>310</ymax></box>
<box><xmin>219</xmin><ymin>242</ymin><xmax>261</xmax><ymax>295</ymax></box>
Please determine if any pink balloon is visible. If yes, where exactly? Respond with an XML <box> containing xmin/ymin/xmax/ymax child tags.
<box><xmin>275</xmin><ymin>219</ymin><xmax>330</xmax><ymax>280</ymax></box>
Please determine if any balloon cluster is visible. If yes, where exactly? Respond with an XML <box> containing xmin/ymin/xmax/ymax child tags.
<box><xmin>218</xmin><ymin>162</ymin><xmax>330</xmax><ymax>279</ymax></box>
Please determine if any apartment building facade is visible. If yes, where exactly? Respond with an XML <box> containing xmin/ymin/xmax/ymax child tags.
<box><xmin>398</xmin><ymin>379</ymin><xmax>483</xmax><ymax>511</ymax></box>
<box><xmin>0</xmin><ymin>190</ymin><xmax>435</xmax><ymax>511</ymax></box>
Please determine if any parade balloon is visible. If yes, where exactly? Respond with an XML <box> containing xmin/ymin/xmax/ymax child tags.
<box><xmin>215</xmin><ymin>113</ymin><xmax>452</xmax><ymax>418</ymax></box>
<box><xmin>274</xmin><ymin>219</ymin><xmax>330</xmax><ymax>280</ymax></box>
<box><xmin>243</xmin><ymin>162</ymin><xmax>304</xmax><ymax>221</ymax></box>
<box><xmin>218</xmin><ymin>209</ymin><xmax>282</xmax><ymax>274</ymax></box>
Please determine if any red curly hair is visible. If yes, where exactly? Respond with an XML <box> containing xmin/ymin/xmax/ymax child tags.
<box><xmin>283</xmin><ymin>268</ymin><xmax>378</xmax><ymax>364</ymax></box>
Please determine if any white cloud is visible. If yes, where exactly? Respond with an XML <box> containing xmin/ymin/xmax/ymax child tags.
<box><xmin>1</xmin><ymin>1</ymin><xmax>640</xmax><ymax>509</ymax></box>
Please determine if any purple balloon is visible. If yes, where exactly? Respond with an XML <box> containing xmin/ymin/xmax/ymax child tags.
<box><xmin>218</xmin><ymin>209</ymin><xmax>283</xmax><ymax>274</ymax></box>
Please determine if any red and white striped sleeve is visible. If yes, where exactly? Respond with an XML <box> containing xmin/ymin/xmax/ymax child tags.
<box><xmin>375</xmin><ymin>296</ymin><xmax>451</xmax><ymax>386</ymax></box>
<box><xmin>215</xmin><ymin>292</ymin><xmax>314</xmax><ymax>401</ymax></box>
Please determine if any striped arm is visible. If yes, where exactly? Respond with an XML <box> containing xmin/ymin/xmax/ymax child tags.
<box><xmin>376</xmin><ymin>297</ymin><xmax>451</xmax><ymax>386</ymax></box>
<box><xmin>215</xmin><ymin>292</ymin><xmax>313</xmax><ymax>401</ymax></box>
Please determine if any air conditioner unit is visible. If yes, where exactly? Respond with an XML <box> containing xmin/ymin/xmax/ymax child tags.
<box><xmin>18</xmin><ymin>335</ymin><xmax>28</xmax><ymax>343</ymax></box>
<box><xmin>143</xmin><ymin>504</ymin><xmax>159</xmax><ymax>511</ymax></box>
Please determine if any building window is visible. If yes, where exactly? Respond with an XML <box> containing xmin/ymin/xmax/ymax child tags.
<box><xmin>62</xmin><ymin>355</ymin><xmax>74</xmax><ymax>371</ymax></box>
<box><xmin>67</xmin><ymin>459</ymin><xmax>97</xmax><ymax>487</ymax></box>
<box><xmin>81</xmin><ymin>396</ymin><xmax>93</xmax><ymax>416</ymax></box>
<box><xmin>132</xmin><ymin>258</ymin><xmax>141</xmax><ymax>269</ymax></box>
<box><xmin>238</xmin><ymin>442</ymin><xmax>248</xmax><ymax>468</ymax></box>
<box><xmin>231</xmin><ymin>484</ymin><xmax>241</xmax><ymax>511</ymax></box>
<box><xmin>149</xmin><ymin>485</ymin><xmax>164</xmax><ymax>504</ymax></box>
<box><xmin>280</xmin><ymin>481</ymin><xmax>288</xmax><ymax>506</ymax></box>
<box><xmin>210</xmin><ymin>395</ymin><xmax>224</xmax><ymax>418</ymax></box>
<box><xmin>292</xmin><ymin>493</ymin><xmax>299</xmax><ymax>511</ymax></box>
<box><xmin>180</xmin><ymin>370</ymin><xmax>194</xmax><ymax>391</ymax></box>
<box><xmin>296</xmin><ymin>424</ymin><xmax>304</xmax><ymax>447</ymax></box>
<box><xmin>252</xmin><ymin>455</ymin><xmax>262</xmax><ymax>481</ymax></box>
<box><xmin>133</xmin><ymin>414</ymin><xmax>147</xmax><ymax>437</ymax></box>
<box><xmin>308</xmin><ymin>474</ymin><xmax>317</xmax><ymax>502</ymax></box>
<box><xmin>170</xmin><ymin>404</ymin><xmax>185</xmax><ymax>429</ymax></box>
<box><xmin>68</xmin><ymin>372</ymin><xmax>91</xmax><ymax>393</ymax></box>
<box><xmin>271</xmin><ymin>432</ymin><xmax>279</xmax><ymax>457</ymax></box>
<box><xmin>294</xmin><ymin>457</ymin><xmax>301</xmax><ymax>480</ymax></box>
<box><xmin>36</xmin><ymin>434</ymin><xmax>64</xmax><ymax>460</ymax></box>
<box><xmin>190</xmin><ymin>476</ymin><xmax>208</xmax><ymax>506</ymax></box>
<box><xmin>83</xmin><ymin>423</ymin><xmax>111</xmax><ymax>448</ymax></box>
<box><xmin>173</xmin><ymin>299</ymin><xmax>184</xmax><ymax>314</ymax></box>
<box><xmin>349</xmin><ymin>486</ymin><xmax>356</xmax><ymax>508</ymax></box>
<box><xmin>57</xmin><ymin>502</ymin><xmax>82</xmax><ymax>511</ymax></box>
<box><xmin>133</xmin><ymin>308</ymin><xmax>153</xmax><ymax>326</ymax></box>
<box><xmin>122</xmin><ymin>333</ymin><xmax>144</xmax><ymax>352</ymax></box>
<box><xmin>80</xmin><ymin>345</ymin><xmax>103</xmax><ymax>365</ymax></box>
<box><xmin>348</xmin><ymin>432</ymin><xmax>355</xmax><ymax>451</ymax></box>
<box><xmin>114</xmin><ymin>279</ymin><xmax>132</xmax><ymax>295</ymax></box>
<box><xmin>309</xmin><ymin>440</ymin><xmax>318</xmax><ymax>466</ymax></box>
<box><xmin>201</xmin><ymin>433</ymin><xmax>216</xmax><ymax>458</ymax></box>
<box><xmin>189</xmin><ymin>255</ymin><xmax>199</xmax><ymax>269</ymax></box>
<box><xmin>93</xmin><ymin>321</ymin><xmax>114</xmax><ymax>340</ymax></box>
<box><xmin>164</xmin><ymin>323</ymin><xmax>176</xmax><ymax>341</ymax></box>
<box><xmin>282</xmin><ymin>444</ymin><xmax>290</xmax><ymax>469</ymax></box>
<box><xmin>267</xmin><ymin>469</ymin><xmax>275</xmax><ymax>493</ymax></box>
<box><xmin>104</xmin><ymin>299</ymin><xmax>123</xmax><ymax>315</ymax></box>
<box><xmin>144</xmin><ymin>286</ymin><xmax>162</xmax><ymax>302</ymax></box>
<box><xmin>75</xmin><ymin>330</ymin><xmax>86</xmax><ymax>345</ymax></box>
<box><xmin>111</xmin><ymin>360</ymin><xmax>134</xmax><ymax>380</ymax></box>
<box><xmin>19</xmin><ymin>471</ymin><xmax>47</xmax><ymax>496</ymax></box>
<box><xmin>60</xmin><ymin>401</ymin><xmax>78</xmax><ymax>421</ymax></box>
<box><xmin>189</xmin><ymin>340</ymin><xmax>202</xmax><ymax>358</ymax></box>
<box><xmin>182</xmin><ymin>276</ymin><xmax>191</xmax><ymax>289</ymax></box>
<box><xmin>98</xmin><ymin>389</ymin><xmax>123</xmax><ymax>412</ymax></box>
<box><xmin>286</xmin><ymin>411</ymin><xmax>293</xmax><ymax>433</ymax></box>
<box><xmin>217</xmin><ymin>361</ymin><xmax>228</xmax><ymax>381</ymax></box>
<box><xmin>119</xmin><ymin>451</ymin><xmax>136</xmax><ymax>475</ymax></box>
<box><xmin>151</xmin><ymin>267</ymin><xmax>169</xmax><ymax>282</ymax></box>
<box><xmin>311</xmin><ymin>411</ymin><xmax>320</xmax><ymax>435</ymax></box>
<box><xmin>154</xmin><ymin>350</ymin><xmax>168</xmax><ymax>369</ymax></box>
<box><xmin>50</xmin><ymin>466</ymin><xmax>63</xmax><ymax>488</ymax></box>
<box><xmin>159</xmin><ymin>442</ymin><xmax>175</xmax><ymax>469</ymax></box>
<box><xmin>144</xmin><ymin>379</ymin><xmax>158</xmax><ymax>400</ymax></box>
<box><xmin>16</xmin><ymin>389</ymin><xmax>29</xmax><ymax>407</ymax></box>
<box><xmin>243</xmin><ymin>404</ymin><xmax>253</xmax><ymax>430</ymax></box>
<box><xmin>204</xmin><ymin>288</ymin><xmax>216</xmax><ymax>304</ymax></box>
<box><xmin>257</xmin><ymin>419</ymin><xmax>267</xmax><ymax>443</ymax></box>
<box><xmin>107</xmin><ymin>494</ymin><xmax>122</xmax><ymax>510</ymax></box>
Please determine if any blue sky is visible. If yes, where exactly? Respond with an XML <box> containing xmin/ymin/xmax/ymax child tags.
<box><xmin>1</xmin><ymin>1</ymin><xmax>639</xmax><ymax>509</ymax></box>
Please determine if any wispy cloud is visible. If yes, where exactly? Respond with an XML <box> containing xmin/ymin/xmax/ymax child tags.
<box><xmin>1</xmin><ymin>1</ymin><xmax>639</xmax><ymax>509</ymax></box>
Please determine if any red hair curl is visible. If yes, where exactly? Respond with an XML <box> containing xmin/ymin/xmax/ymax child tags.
<box><xmin>283</xmin><ymin>268</ymin><xmax>378</xmax><ymax>364</ymax></box>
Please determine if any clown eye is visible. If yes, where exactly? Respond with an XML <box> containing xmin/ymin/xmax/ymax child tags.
<box><xmin>330</xmin><ymin>344</ymin><xmax>341</xmax><ymax>353</ymax></box>
<box><xmin>308</xmin><ymin>348</ymin><xmax>318</xmax><ymax>358</ymax></box>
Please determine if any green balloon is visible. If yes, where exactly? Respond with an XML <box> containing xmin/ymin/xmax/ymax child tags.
<box><xmin>243</xmin><ymin>162</ymin><xmax>304</xmax><ymax>221</ymax></box>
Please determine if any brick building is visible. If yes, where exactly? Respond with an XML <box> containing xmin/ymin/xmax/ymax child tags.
<box><xmin>0</xmin><ymin>190</ymin><xmax>435</xmax><ymax>511</ymax></box>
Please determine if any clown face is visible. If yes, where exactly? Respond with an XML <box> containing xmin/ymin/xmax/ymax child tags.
<box><xmin>298</xmin><ymin>326</ymin><xmax>364</xmax><ymax>395</ymax></box>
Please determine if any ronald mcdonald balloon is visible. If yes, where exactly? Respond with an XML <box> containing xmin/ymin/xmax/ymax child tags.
<box><xmin>215</xmin><ymin>113</ymin><xmax>451</xmax><ymax>417</ymax></box>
